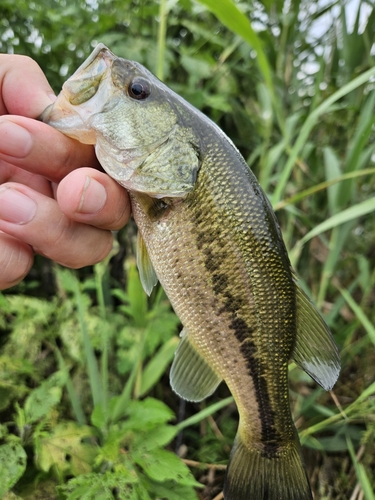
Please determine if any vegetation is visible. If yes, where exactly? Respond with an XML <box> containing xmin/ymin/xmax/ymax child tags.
<box><xmin>1</xmin><ymin>0</ymin><xmax>375</xmax><ymax>498</ymax></box>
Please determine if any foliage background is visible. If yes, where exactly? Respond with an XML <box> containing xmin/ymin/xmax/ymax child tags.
<box><xmin>1</xmin><ymin>0</ymin><xmax>375</xmax><ymax>499</ymax></box>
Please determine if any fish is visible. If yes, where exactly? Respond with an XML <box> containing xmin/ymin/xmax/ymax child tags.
<box><xmin>41</xmin><ymin>44</ymin><xmax>340</xmax><ymax>500</ymax></box>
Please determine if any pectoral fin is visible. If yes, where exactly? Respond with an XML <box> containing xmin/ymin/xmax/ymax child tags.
<box><xmin>170</xmin><ymin>328</ymin><xmax>222</xmax><ymax>402</ymax></box>
<box><xmin>136</xmin><ymin>231</ymin><xmax>158</xmax><ymax>296</ymax></box>
<box><xmin>293</xmin><ymin>283</ymin><xmax>340</xmax><ymax>391</ymax></box>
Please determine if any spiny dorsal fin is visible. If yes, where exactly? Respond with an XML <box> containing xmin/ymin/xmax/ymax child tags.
<box><xmin>293</xmin><ymin>283</ymin><xmax>340</xmax><ymax>391</ymax></box>
<box><xmin>136</xmin><ymin>231</ymin><xmax>158</xmax><ymax>296</ymax></box>
<box><xmin>170</xmin><ymin>328</ymin><xmax>222</xmax><ymax>402</ymax></box>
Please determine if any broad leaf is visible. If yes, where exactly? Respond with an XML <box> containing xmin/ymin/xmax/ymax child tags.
<box><xmin>35</xmin><ymin>421</ymin><xmax>96</xmax><ymax>476</ymax></box>
<box><xmin>0</xmin><ymin>443</ymin><xmax>27</xmax><ymax>497</ymax></box>
<box><xmin>134</xmin><ymin>448</ymin><xmax>201</xmax><ymax>487</ymax></box>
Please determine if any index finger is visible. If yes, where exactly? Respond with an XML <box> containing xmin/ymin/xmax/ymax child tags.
<box><xmin>0</xmin><ymin>116</ymin><xmax>100</xmax><ymax>182</ymax></box>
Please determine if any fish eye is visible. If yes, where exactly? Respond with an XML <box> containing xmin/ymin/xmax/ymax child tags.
<box><xmin>128</xmin><ymin>77</ymin><xmax>151</xmax><ymax>100</ymax></box>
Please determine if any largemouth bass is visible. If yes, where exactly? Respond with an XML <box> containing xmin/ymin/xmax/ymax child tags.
<box><xmin>41</xmin><ymin>44</ymin><xmax>340</xmax><ymax>500</ymax></box>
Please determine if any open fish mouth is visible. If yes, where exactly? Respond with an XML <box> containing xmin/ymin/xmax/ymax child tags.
<box><xmin>40</xmin><ymin>44</ymin><xmax>118</xmax><ymax>144</ymax></box>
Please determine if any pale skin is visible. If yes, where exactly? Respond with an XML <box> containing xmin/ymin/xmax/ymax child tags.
<box><xmin>0</xmin><ymin>54</ymin><xmax>131</xmax><ymax>289</ymax></box>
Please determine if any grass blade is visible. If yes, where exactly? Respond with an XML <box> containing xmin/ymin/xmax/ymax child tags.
<box><xmin>196</xmin><ymin>0</ymin><xmax>272</xmax><ymax>87</ymax></box>
<box><xmin>336</xmin><ymin>284</ymin><xmax>375</xmax><ymax>346</ymax></box>
<box><xmin>291</xmin><ymin>197</ymin><xmax>375</xmax><ymax>263</ymax></box>
<box><xmin>271</xmin><ymin>66</ymin><xmax>375</xmax><ymax>205</ymax></box>
<box><xmin>54</xmin><ymin>347</ymin><xmax>86</xmax><ymax>426</ymax></box>
<box><xmin>323</xmin><ymin>146</ymin><xmax>342</xmax><ymax>214</ymax></box>
<box><xmin>111</xmin><ymin>327</ymin><xmax>148</xmax><ymax>422</ymax></box>
<box><xmin>300</xmin><ymin>197</ymin><xmax>375</xmax><ymax>244</ymax></box>
<box><xmin>196</xmin><ymin>0</ymin><xmax>284</xmax><ymax>131</ymax></box>
<box><xmin>300</xmin><ymin>381</ymin><xmax>375</xmax><ymax>441</ymax></box>
<box><xmin>316</xmin><ymin>224</ymin><xmax>353</xmax><ymax>309</ymax></box>
<box><xmin>176</xmin><ymin>396</ymin><xmax>233</xmax><ymax>432</ymax></box>
<box><xmin>73</xmin><ymin>276</ymin><xmax>103</xmax><ymax>409</ymax></box>
<box><xmin>274</xmin><ymin>167</ymin><xmax>375</xmax><ymax>211</ymax></box>
<box><xmin>138</xmin><ymin>336</ymin><xmax>179</xmax><ymax>397</ymax></box>
<box><xmin>347</xmin><ymin>437</ymin><xmax>375</xmax><ymax>500</ymax></box>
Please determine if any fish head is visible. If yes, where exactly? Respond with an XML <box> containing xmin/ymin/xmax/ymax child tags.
<box><xmin>41</xmin><ymin>44</ymin><xmax>200</xmax><ymax>198</ymax></box>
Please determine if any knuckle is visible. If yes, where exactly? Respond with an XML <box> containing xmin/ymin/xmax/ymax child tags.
<box><xmin>63</xmin><ymin>232</ymin><xmax>113</xmax><ymax>269</ymax></box>
<box><xmin>0</xmin><ymin>235</ymin><xmax>33</xmax><ymax>289</ymax></box>
<box><xmin>42</xmin><ymin>216</ymin><xmax>114</xmax><ymax>269</ymax></box>
<box><xmin>49</xmin><ymin>213</ymin><xmax>73</xmax><ymax>248</ymax></box>
<box><xmin>54</xmin><ymin>140</ymin><xmax>97</xmax><ymax>177</ymax></box>
<box><xmin>57</xmin><ymin>142</ymin><xmax>77</xmax><ymax>172</ymax></box>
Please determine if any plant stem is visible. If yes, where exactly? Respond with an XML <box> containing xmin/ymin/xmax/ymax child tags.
<box><xmin>156</xmin><ymin>0</ymin><xmax>167</xmax><ymax>80</ymax></box>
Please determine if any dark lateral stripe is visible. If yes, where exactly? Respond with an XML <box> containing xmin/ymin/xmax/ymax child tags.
<box><xmin>228</xmin><ymin>300</ymin><xmax>281</xmax><ymax>457</ymax></box>
<box><xmin>191</xmin><ymin>203</ymin><xmax>281</xmax><ymax>457</ymax></box>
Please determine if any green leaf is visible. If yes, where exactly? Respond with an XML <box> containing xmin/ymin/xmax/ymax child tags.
<box><xmin>125</xmin><ymin>262</ymin><xmax>149</xmax><ymax>327</ymax></box>
<box><xmin>180</xmin><ymin>54</ymin><xmax>213</xmax><ymax>80</ymax></box>
<box><xmin>134</xmin><ymin>448</ymin><xmax>201</xmax><ymax>486</ymax></box>
<box><xmin>323</xmin><ymin>146</ymin><xmax>342</xmax><ymax>214</ymax></box>
<box><xmin>0</xmin><ymin>443</ymin><xmax>27</xmax><ymax>497</ymax></box>
<box><xmin>144</xmin><ymin>479</ymin><xmax>200</xmax><ymax>500</ymax></box>
<box><xmin>132</xmin><ymin>425</ymin><xmax>177</xmax><ymax>452</ymax></box>
<box><xmin>73</xmin><ymin>277</ymin><xmax>104</xmax><ymax>410</ymax></box>
<box><xmin>91</xmin><ymin>403</ymin><xmax>107</xmax><ymax>430</ymax></box>
<box><xmin>35</xmin><ymin>421</ymin><xmax>96</xmax><ymax>476</ymax></box>
<box><xmin>57</xmin><ymin>470</ymin><xmax>142</xmax><ymax>500</ymax></box>
<box><xmin>124</xmin><ymin>398</ymin><xmax>174</xmax><ymax>430</ymax></box>
<box><xmin>24</xmin><ymin>371</ymin><xmax>66</xmax><ymax>424</ymax></box>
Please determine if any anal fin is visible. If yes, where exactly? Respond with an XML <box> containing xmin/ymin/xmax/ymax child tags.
<box><xmin>293</xmin><ymin>283</ymin><xmax>340</xmax><ymax>391</ymax></box>
<box><xmin>170</xmin><ymin>328</ymin><xmax>222</xmax><ymax>402</ymax></box>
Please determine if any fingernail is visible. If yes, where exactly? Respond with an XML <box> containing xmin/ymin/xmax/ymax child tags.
<box><xmin>0</xmin><ymin>187</ymin><xmax>37</xmax><ymax>224</ymax></box>
<box><xmin>0</xmin><ymin>121</ymin><xmax>33</xmax><ymax>158</ymax></box>
<box><xmin>78</xmin><ymin>176</ymin><xmax>107</xmax><ymax>214</ymax></box>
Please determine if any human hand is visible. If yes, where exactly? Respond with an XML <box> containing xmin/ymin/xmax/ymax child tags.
<box><xmin>0</xmin><ymin>54</ymin><xmax>131</xmax><ymax>290</ymax></box>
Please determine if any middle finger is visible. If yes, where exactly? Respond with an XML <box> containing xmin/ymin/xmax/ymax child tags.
<box><xmin>0</xmin><ymin>116</ymin><xmax>99</xmax><ymax>183</ymax></box>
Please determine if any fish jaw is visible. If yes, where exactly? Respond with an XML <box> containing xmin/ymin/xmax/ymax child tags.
<box><xmin>40</xmin><ymin>44</ymin><xmax>119</xmax><ymax>144</ymax></box>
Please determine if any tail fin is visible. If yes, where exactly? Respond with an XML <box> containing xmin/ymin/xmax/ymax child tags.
<box><xmin>224</xmin><ymin>433</ymin><xmax>313</xmax><ymax>500</ymax></box>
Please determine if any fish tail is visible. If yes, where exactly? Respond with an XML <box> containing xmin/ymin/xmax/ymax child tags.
<box><xmin>223</xmin><ymin>430</ymin><xmax>313</xmax><ymax>500</ymax></box>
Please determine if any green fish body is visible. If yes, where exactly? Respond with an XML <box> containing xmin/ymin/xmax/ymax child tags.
<box><xmin>41</xmin><ymin>45</ymin><xmax>340</xmax><ymax>499</ymax></box>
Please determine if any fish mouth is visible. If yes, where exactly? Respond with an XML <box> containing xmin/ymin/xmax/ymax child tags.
<box><xmin>68</xmin><ymin>44</ymin><xmax>116</xmax><ymax>81</ymax></box>
<box><xmin>40</xmin><ymin>44</ymin><xmax>118</xmax><ymax>144</ymax></box>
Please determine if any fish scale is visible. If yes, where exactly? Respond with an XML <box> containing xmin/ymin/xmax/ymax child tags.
<box><xmin>41</xmin><ymin>43</ymin><xmax>340</xmax><ymax>500</ymax></box>
<box><xmin>132</xmin><ymin>136</ymin><xmax>296</xmax><ymax>448</ymax></box>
